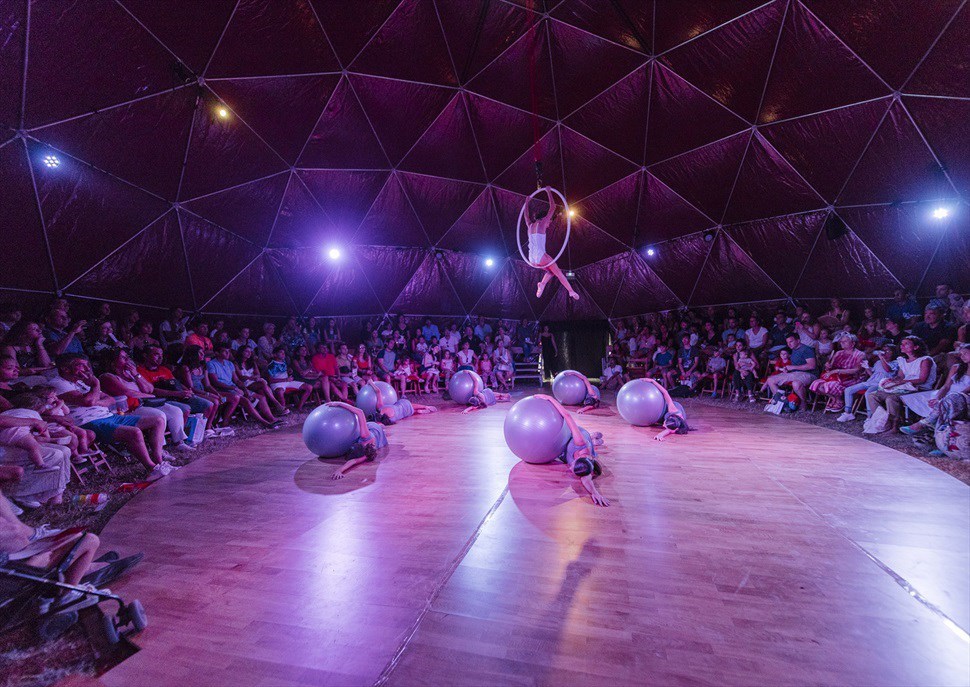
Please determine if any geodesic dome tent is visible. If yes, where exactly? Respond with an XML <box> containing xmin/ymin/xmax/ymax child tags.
<box><xmin>1</xmin><ymin>0</ymin><xmax>967</xmax><ymax>321</ymax></box>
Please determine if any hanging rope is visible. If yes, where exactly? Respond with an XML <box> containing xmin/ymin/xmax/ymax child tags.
<box><xmin>526</xmin><ymin>0</ymin><xmax>542</xmax><ymax>189</ymax></box>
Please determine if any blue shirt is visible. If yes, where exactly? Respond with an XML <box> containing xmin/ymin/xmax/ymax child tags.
<box><xmin>886</xmin><ymin>299</ymin><xmax>921</xmax><ymax>322</ymax></box>
<box><xmin>653</xmin><ymin>350</ymin><xmax>673</xmax><ymax>367</ymax></box>
<box><xmin>206</xmin><ymin>359</ymin><xmax>236</xmax><ymax>387</ymax></box>
<box><xmin>44</xmin><ymin>328</ymin><xmax>84</xmax><ymax>355</ymax></box>
<box><xmin>789</xmin><ymin>344</ymin><xmax>817</xmax><ymax>372</ymax></box>
<box><xmin>267</xmin><ymin>360</ymin><xmax>288</xmax><ymax>379</ymax></box>
<box><xmin>422</xmin><ymin>324</ymin><xmax>440</xmax><ymax>341</ymax></box>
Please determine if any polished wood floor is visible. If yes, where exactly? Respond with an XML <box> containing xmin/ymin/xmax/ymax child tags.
<box><xmin>98</xmin><ymin>392</ymin><xmax>970</xmax><ymax>686</ymax></box>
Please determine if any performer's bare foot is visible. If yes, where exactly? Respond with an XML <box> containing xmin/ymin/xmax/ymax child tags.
<box><xmin>569</xmin><ymin>290</ymin><xmax>580</xmax><ymax>300</ymax></box>
<box><xmin>537</xmin><ymin>281</ymin><xmax>547</xmax><ymax>298</ymax></box>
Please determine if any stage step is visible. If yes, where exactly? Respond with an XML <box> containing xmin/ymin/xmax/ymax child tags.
<box><xmin>514</xmin><ymin>360</ymin><xmax>543</xmax><ymax>385</ymax></box>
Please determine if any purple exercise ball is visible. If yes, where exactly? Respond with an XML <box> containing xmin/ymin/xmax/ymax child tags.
<box><xmin>616</xmin><ymin>378</ymin><xmax>666</xmax><ymax>427</ymax></box>
<box><xmin>503</xmin><ymin>396</ymin><xmax>571</xmax><ymax>464</ymax></box>
<box><xmin>448</xmin><ymin>369</ymin><xmax>483</xmax><ymax>405</ymax></box>
<box><xmin>355</xmin><ymin>381</ymin><xmax>398</xmax><ymax>417</ymax></box>
<box><xmin>302</xmin><ymin>404</ymin><xmax>360</xmax><ymax>458</ymax></box>
<box><xmin>551</xmin><ymin>370</ymin><xmax>587</xmax><ymax>406</ymax></box>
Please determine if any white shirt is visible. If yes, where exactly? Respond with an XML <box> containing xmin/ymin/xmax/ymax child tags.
<box><xmin>745</xmin><ymin>327</ymin><xmax>768</xmax><ymax>349</ymax></box>
<box><xmin>49</xmin><ymin>376</ymin><xmax>114</xmax><ymax>424</ymax></box>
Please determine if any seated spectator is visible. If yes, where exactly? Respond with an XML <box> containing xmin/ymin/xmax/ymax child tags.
<box><xmin>99</xmin><ymin>348</ymin><xmax>194</xmax><ymax>452</ymax></box>
<box><xmin>280</xmin><ymin>316</ymin><xmax>306</xmax><ymax>351</ymax></box>
<box><xmin>913</xmin><ymin>306</ymin><xmax>956</xmax><ymax>358</ymax></box>
<box><xmin>766</xmin><ymin>312</ymin><xmax>791</xmax><ymax>357</ymax></box>
<box><xmin>886</xmin><ymin>288</ymin><xmax>921</xmax><ymax>328</ymax></box>
<box><xmin>159</xmin><ymin>307</ymin><xmax>188</xmax><ymax>348</ymax></box>
<box><xmin>492</xmin><ymin>340</ymin><xmax>513</xmax><ymax>390</ymax></box>
<box><xmin>235</xmin><ymin>345</ymin><xmax>286</xmax><ymax>417</ymax></box>
<box><xmin>647</xmin><ymin>342</ymin><xmax>676</xmax><ymax>387</ymax></box>
<box><xmin>207</xmin><ymin>344</ymin><xmax>284</xmax><ymax>425</ymax></box>
<box><xmin>809</xmin><ymin>334</ymin><xmax>866</xmax><ymax>412</ymax></box>
<box><xmin>2</xmin><ymin>321</ymin><xmax>53</xmax><ymax>376</ymax></box>
<box><xmin>43</xmin><ymin>308</ymin><xmax>86</xmax><ymax>358</ymax></box>
<box><xmin>49</xmin><ymin>353</ymin><xmax>173</xmax><ymax>479</ymax></box>
<box><xmin>456</xmin><ymin>340</ymin><xmax>476</xmax><ymax>373</ymax></box>
<box><xmin>422</xmin><ymin>317</ymin><xmax>440</xmax><ymax>342</ymax></box>
<box><xmin>902</xmin><ymin>345</ymin><xmax>970</xmax><ymax>455</ymax></box>
<box><xmin>231</xmin><ymin>326</ymin><xmax>257</xmax><ymax>353</ymax></box>
<box><xmin>31</xmin><ymin>385</ymin><xmax>96</xmax><ymax>457</ymax></box>
<box><xmin>0</xmin><ymin>355</ymin><xmax>27</xmax><ymax>402</ymax></box>
<box><xmin>814</xmin><ymin>328</ymin><xmax>834</xmax><ymax>358</ymax></box>
<box><xmin>818</xmin><ymin>298</ymin><xmax>850</xmax><ymax>329</ymax></box>
<box><xmin>697</xmin><ymin>348</ymin><xmax>727</xmax><ymax>397</ymax></box>
<box><xmin>129</xmin><ymin>321</ymin><xmax>159</xmax><ymax>351</ymax></box>
<box><xmin>257</xmin><ymin>322</ymin><xmax>278</xmax><ymax>362</ymax></box>
<box><xmin>601</xmin><ymin>355</ymin><xmax>626</xmax><ymax>391</ymax></box>
<box><xmin>354</xmin><ymin>344</ymin><xmax>375</xmax><ymax>382</ymax></box>
<box><xmin>372</xmin><ymin>341</ymin><xmax>395</xmax><ymax>384</ymax></box>
<box><xmin>478</xmin><ymin>352</ymin><xmax>494</xmax><ymax>388</ymax></box>
<box><xmin>0</xmin><ymin>403</ymin><xmax>71</xmax><ymax>507</ymax></box>
<box><xmin>865</xmin><ymin>336</ymin><xmax>937</xmax><ymax>432</ymax></box>
<box><xmin>766</xmin><ymin>334</ymin><xmax>817</xmax><ymax>405</ymax></box>
<box><xmin>732</xmin><ymin>344</ymin><xmax>759</xmax><ymax>402</ymax></box>
<box><xmin>291</xmin><ymin>343</ymin><xmax>324</xmax><ymax>397</ymax></box>
<box><xmin>676</xmin><ymin>334</ymin><xmax>700</xmax><ymax>387</ymax></box>
<box><xmin>928</xmin><ymin>283</ymin><xmax>965</xmax><ymax>321</ymax></box>
<box><xmin>88</xmin><ymin>319</ymin><xmax>124</xmax><ymax>356</ymax></box>
<box><xmin>721</xmin><ymin>317</ymin><xmax>744</xmax><ymax>344</ymax></box>
<box><xmin>136</xmin><ymin>345</ymin><xmax>217</xmax><ymax>427</ymax></box>
<box><xmin>117</xmin><ymin>309</ymin><xmax>140</xmax><ymax>345</ymax></box>
<box><xmin>420</xmin><ymin>347</ymin><xmax>440</xmax><ymax>393</ymax></box>
<box><xmin>771</xmin><ymin>349</ymin><xmax>791</xmax><ymax>375</ymax></box>
<box><xmin>184</xmin><ymin>321</ymin><xmax>213</xmax><ymax>355</ymax></box>
<box><xmin>0</xmin><ymin>304</ymin><xmax>21</xmax><ymax>339</ymax></box>
<box><xmin>264</xmin><ymin>347</ymin><xmax>311</xmax><ymax>410</ymax></box>
<box><xmin>900</xmin><ymin>344</ymin><xmax>970</xmax><ymax>435</ymax></box>
<box><xmin>311</xmin><ymin>342</ymin><xmax>349</xmax><ymax>402</ymax></box>
<box><xmin>392</xmin><ymin>356</ymin><xmax>418</xmax><ymax>395</ymax></box>
<box><xmin>176</xmin><ymin>345</ymin><xmax>225</xmax><ymax>425</ymax></box>
<box><xmin>856</xmin><ymin>320</ymin><xmax>879</xmax><ymax>352</ymax></box>
<box><xmin>366</xmin><ymin>330</ymin><xmax>384</xmax><ymax>358</ymax></box>
<box><xmin>302</xmin><ymin>316</ymin><xmax>322</xmax><ymax>350</ymax></box>
<box><xmin>835</xmin><ymin>344</ymin><xmax>898</xmax><ymax>422</ymax></box>
<box><xmin>322</xmin><ymin>318</ymin><xmax>341</xmax><ymax>350</ymax></box>
<box><xmin>744</xmin><ymin>316</ymin><xmax>768</xmax><ymax>359</ymax></box>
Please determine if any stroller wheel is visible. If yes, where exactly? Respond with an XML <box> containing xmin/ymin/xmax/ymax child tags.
<box><xmin>38</xmin><ymin>610</ymin><xmax>78</xmax><ymax>641</ymax></box>
<box><xmin>101</xmin><ymin>611</ymin><xmax>120</xmax><ymax>645</ymax></box>
<box><xmin>126</xmin><ymin>600</ymin><xmax>148</xmax><ymax>632</ymax></box>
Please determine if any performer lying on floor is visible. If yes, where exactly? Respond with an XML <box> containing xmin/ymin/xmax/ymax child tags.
<box><xmin>324</xmin><ymin>402</ymin><xmax>388</xmax><ymax>480</ymax></box>
<box><xmin>640</xmin><ymin>378</ymin><xmax>690</xmax><ymax>442</ymax></box>
<box><xmin>367</xmin><ymin>381</ymin><xmax>437</xmax><ymax>425</ymax></box>
<box><xmin>534</xmin><ymin>394</ymin><xmax>609</xmax><ymax>507</ymax></box>
<box><xmin>461</xmin><ymin>374</ymin><xmax>512</xmax><ymax>414</ymax></box>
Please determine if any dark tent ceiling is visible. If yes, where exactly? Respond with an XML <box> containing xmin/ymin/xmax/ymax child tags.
<box><xmin>1</xmin><ymin>0</ymin><xmax>967</xmax><ymax>320</ymax></box>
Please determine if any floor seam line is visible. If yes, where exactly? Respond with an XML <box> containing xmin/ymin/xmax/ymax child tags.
<box><xmin>373</xmin><ymin>484</ymin><xmax>511</xmax><ymax>686</ymax></box>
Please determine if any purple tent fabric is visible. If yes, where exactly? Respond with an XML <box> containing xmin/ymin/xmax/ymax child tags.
<box><xmin>0</xmin><ymin>0</ymin><xmax>965</xmax><ymax>320</ymax></box>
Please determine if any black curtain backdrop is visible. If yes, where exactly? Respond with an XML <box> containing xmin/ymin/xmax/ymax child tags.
<box><xmin>547</xmin><ymin>320</ymin><xmax>610</xmax><ymax>380</ymax></box>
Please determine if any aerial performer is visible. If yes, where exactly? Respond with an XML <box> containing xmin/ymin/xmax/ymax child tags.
<box><xmin>528</xmin><ymin>187</ymin><xmax>579</xmax><ymax>301</ymax></box>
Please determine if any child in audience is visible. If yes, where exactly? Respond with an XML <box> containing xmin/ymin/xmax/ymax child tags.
<box><xmin>32</xmin><ymin>386</ymin><xmax>95</xmax><ymax>457</ymax></box>
<box><xmin>600</xmin><ymin>355</ymin><xmax>625</xmax><ymax>391</ymax></box>
<box><xmin>732</xmin><ymin>347</ymin><xmax>758</xmax><ymax>402</ymax></box>
<box><xmin>0</xmin><ymin>395</ymin><xmax>71</xmax><ymax>505</ymax></box>
<box><xmin>420</xmin><ymin>348</ymin><xmax>439</xmax><ymax>393</ymax></box>
<box><xmin>836</xmin><ymin>344</ymin><xmax>898</xmax><ymax>422</ymax></box>
<box><xmin>478</xmin><ymin>354</ymin><xmax>495</xmax><ymax>388</ymax></box>
<box><xmin>456</xmin><ymin>341</ymin><xmax>476</xmax><ymax>372</ymax></box>
<box><xmin>354</xmin><ymin>344</ymin><xmax>374</xmax><ymax>382</ymax></box>
<box><xmin>267</xmin><ymin>347</ymin><xmax>312</xmax><ymax>411</ymax></box>
<box><xmin>771</xmin><ymin>349</ymin><xmax>791</xmax><ymax>375</ymax></box>
<box><xmin>335</xmin><ymin>344</ymin><xmax>362</xmax><ymax>397</ymax></box>
<box><xmin>440</xmin><ymin>350</ymin><xmax>455</xmax><ymax>386</ymax></box>
<box><xmin>696</xmin><ymin>349</ymin><xmax>727</xmax><ymax>397</ymax></box>
<box><xmin>647</xmin><ymin>342</ymin><xmax>675</xmax><ymax>387</ymax></box>
<box><xmin>392</xmin><ymin>356</ymin><xmax>417</xmax><ymax>396</ymax></box>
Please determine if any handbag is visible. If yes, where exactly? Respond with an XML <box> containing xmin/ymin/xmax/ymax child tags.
<box><xmin>863</xmin><ymin>406</ymin><xmax>890</xmax><ymax>434</ymax></box>
<box><xmin>185</xmin><ymin>413</ymin><xmax>207</xmax><ymax>445</ymax></box>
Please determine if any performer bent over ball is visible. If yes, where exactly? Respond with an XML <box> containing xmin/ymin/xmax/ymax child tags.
<box><xmin>461</xmin><ymin>373</ymin><xmax>512</xmax><ymax>414</ymax></box>
<box><xmin>535</xmin><ymin>394</ymin><xmax>609</xmax><ymax>507</ymax></box>
<box><xmin>325</xmin><ymin>402</ymin><xmax>388</xmax><ymax>480</ymax></box>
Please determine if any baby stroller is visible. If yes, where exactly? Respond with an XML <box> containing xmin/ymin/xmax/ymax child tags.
<box><xmin>1</xmin><ymin>532</ymin><xmax>146</xmax><ymax>667</ymax></box>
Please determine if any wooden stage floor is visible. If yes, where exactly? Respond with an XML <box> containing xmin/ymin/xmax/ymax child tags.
<box><xmin>99</xmin><ymin>394</ymin><xmax>970</xmax><ymax>686</ymax></box>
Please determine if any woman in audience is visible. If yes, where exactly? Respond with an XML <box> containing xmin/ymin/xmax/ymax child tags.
<box><xmin>354</xmin><ymin>344</ymin><xmax>374</xmax><ymax>383</ymax></box>
<box><xmin>302</xmin><ymin>317</ymin><xmax>322</xmax><ymax>350</ymax></box>
<box><xmin>206</xmin><ymin>345</ymin><xmax>282</xmax><ymax>427</ymax></box>
<box><xmin>419</xmin><ymin>346</ymin><xmax>439</xmax><ymax>393</ymax></box>
<box><xmin>456</xmin><ymin>340</ymin><xmax>476</xmax><ymax>373</ymax></box>
<box><xmin>539</xmin><ymin>325</ymin><xmax>558</xmax><ymax>377</ymax></box>
<box><xmin>231</xmin><ymin>326</ymin><xmax>257</xmax><ymax>353</ymax></box>
<box><xmin>836</xmin><ymin>344</ymin><xmax>898</xmax><ymax>422</ymax></box>
<box><xmin>900</xmin><ymin>344</ymin><xmax>970</xmax><ymax>436</ymax></box>
<box><xmin>237</xmin><ymin>345</ymin><xmax>287</xmax><ymax>416</ymax></box>
<box><xmin>129</xmin><ymin>321</ymin><xmax>159</xmax><ymax>351</ymax></box>
<box><xmin>322</xmin><ymin>318</ymin><xmax>341</xmax><ymax>351</ymax></box>
<box><xmin>809</xmin><ymin>334</ymin><xmax>866</xmax><ymax>412</ymax></box>
<box><xmin>280</xmin><ymin>316</ymin><xmax>305</xmax><ymax>351</ymax></box>
<box><xmin>335</xmin><ymin>344</ymin><xmax>361</xmax><ymax>397</ymax></box>
<box><xmin>118</xmin><ymin>310</ymin><xmax>140</xmax><ymax>346</ymax></box>
<box><xmin>819</xmin><ymin>298</ymin><xmax>850</xmax><ymax>328</ymax></box>
<box><xmin>99</xmin><ymin>348</ymin><xmax>194</xmax><ymax>452</ymax></box>
<box><xmin>159</xmin><ymin>307</ymin><xmax>188</xmax><ymax>348</ymax></box>
<box><xmin>492</xmin><ymin>340</ymin><xmax>513</xmax><ymax>390</ymax></box>
<box><xmin>135</xmin><ymin>345</ymin><xmax>218</xmax><ymax>427</ymax></box>
<box><xmin>176</xmin><ymin>345</ymin><xmax>225</xmax><ymax>424</ymax></box>
<box><xmin>2</xmin><ymin>321</ymin><xmax>53</xmax><ymax>376</ymax></box>
<box><xmin>0</xmin><ymin>402</ymin><xmax>72</xmax><ymax>507</ymax></box>
<box><xmin>744</xmin><ymin>316</ymin><xmax>768</xmax><ymax>360</ymax></box>
<box><xmin>865</xmin><ymin>336</ymin><xmax>937</xmax><ymax>432</ymax></box>
<box><xmin>88</xmin><ymin>320</ymin><xmax>124</xmax><ymax>356</ymax></box>
<box><xmin>257</xmin><ymin>322</ymin><xmax>278</xmax><ymax>362</ymax></box>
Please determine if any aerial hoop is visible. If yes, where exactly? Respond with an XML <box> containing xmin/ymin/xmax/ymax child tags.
<box><xmin>517</xmin><ymin>186</ymin><xmax>571</xmax><ymax>268</ymax></box>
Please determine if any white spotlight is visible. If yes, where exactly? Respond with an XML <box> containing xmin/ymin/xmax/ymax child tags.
<box><xmin>646</xmin><ymin>247</ymin><xmax>656</xmax><ymax>257</ymax></box>
<box><xmin>42</xmin><ymin>154</ymin><xmax>60</xmax><ymax>168</ymax></box>
<box><xmin>932</xmin><ymin>207</ymin><xmax>951</xmax><ymax>220</ymax></box>
<box><xmin>567</xmin><ymin>208</ymin><xmax>576</xmax><ymax>218</ymax></box>
<box><xmin>327</xmin><ymin>247</ymin><xmax>341</xmax><ymax>260</ymax></box>
<box><xmin>484</xmin><ymin>257</ymin><xmax>494</xmax><ymax>267</ymax></box>
<box><xmin>217</xmin><ymin>107</ymin><xmax>229</xmax><ymax>119</ymax></box>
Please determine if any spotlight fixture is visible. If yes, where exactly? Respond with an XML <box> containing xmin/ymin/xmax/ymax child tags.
<box><xmin>932</xmin><ymin>207</ymin><xmax>951</xmax><ymax>220</ymax></box>
<box><xmin>217</xmin><ymin>106</ymin><xmax>229</xmax><ymax>119</ymax></box>
<box><xmin>484</xmin><ymin>257</ymin><xmax>494</xmax><ymax>267</ymax></box>
<box><xmin>703</xmin><ymin>231</ymin><xmax>715</xmax><ymax>242</ymax></box>
<box><xmin>565</xmin><ymin>270</ymin><xmax>575</xmax><ymax>278</ymax></box>
<box><xmin>327</xmin><ymin>247</ymin><xmax>341</xmax><ymax>260</ymax></box>
<box><xmin>567</xmin><ymin>208</ymin><xmax>576</xmax><ymax>218</ymax></box>
<box><xmin>42</xmin><ymin>154</ymin><xmax>60</xmax><ymax>168</ymax></box>
<box><xmin>646</xmin><ymin>247</ymin><xmax>656</xmax><ymax>257</ymax></box>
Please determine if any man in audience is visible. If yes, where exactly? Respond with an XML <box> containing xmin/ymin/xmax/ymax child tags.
<box><xmin>231</xmin><ymin>327</ymin><xmax>257</xmax><ymax>353</ymax></box>
<box><xmin>766</xmin><ymin>312</ymin><xmax>791</xmax><ymax>358</ymax></box>
<box><xmin>766</xmin><ymin>334</ymin><xmax>817</xmax><ymax>405</ymax></box>
<box><xmin>441</xmin><ymin>324</ymin><xmax>460</xmax><ymax>354</ymax></box>
<box><xmin>159</xmin><ymin>307</ymin><xmax>189</xmax><ymax>348</ymax></box>
<box><xmin>721</xmin><ymin>317</ymin><xmax>744</xmax><ymax>344</ymax></box>
<box><xmin>886</xmin><ymin>289</ymin><xmax>921</xmax><ymax>327</ymax></box>
<box><xmin>421</xmin><ymin>318</ymin><xmax>440</xmax><ymax>343</ymax></box>
<box><xmin>184</xmin><ymin>321</ymin><xmax>213</xmax><ymax>355</ymax></box>
<box><xmin>374</xmin><ymin>340</ymin><xmax>396</xmax><ymax>383</ymax></box>
<box><xmin>43</xmin><ymin>309</ymin><xmax>86</xmax><ymax>357</ymax></box>
<box><xmin>49</xmin><ymin>353</ymin><xmax>174</xmax><ymax>479</ymax></box>
<box><xmin>913</xmin><ymin>306</ymin><xmax>956</xmax><ymax>357</ymax></box>
<box><xmin>928</xmin><ymin>283</ymin><xmax>965</xmax><ymax>321</ymax></box>
<box><xmin>0</xmin><ymin>304</ymin><xmax>21</xmax><ymax>338</ymax></box>
<box><xmin>474</xmin><ymin>316</ymin><xmax>492</xmax><ymax>341</ymax></box>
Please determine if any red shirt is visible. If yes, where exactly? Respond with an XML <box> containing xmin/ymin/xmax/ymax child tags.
<box><xmin>311</xmin><ymin>353</ymin><xmax>338</xmax><ymax>376</ymax></box>
<box><xmin>184</xmin><ymin>333</ymin><xmax>213</xmax><ymax>351</ymax></box>
<box><xmin>137</xmin><ymin>365</ymin><xmax>175</xmax><ymax>385</ymax></box>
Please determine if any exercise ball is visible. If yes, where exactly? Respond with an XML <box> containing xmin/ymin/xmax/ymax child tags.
<box><xmin>448</xmin><ymin>369</ymin><xmax>483</xmax><ymax>405</ymax></box>
<box><xmin>303</xmin><ymin>405</ymin><xmax>360</xmax><ymax>458</ymax></box>
<box><xmin>503</xmin><ymin>396</ymin><xmax>571</xmax><ymax>464</ymax></box>
<box><xmin>616</xmin><ymin>379</ymin><xmax>666</xmax><ymax>426</ymax></box>
<box><xmin>551</xmin><ymin>371</ymin><xmax>587</xmax><ymax>405</ymax></box>
<box><xmin>355</xmin><ymin>381</ymin><xmax>398</xmax><ymax>417</ymax></box>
